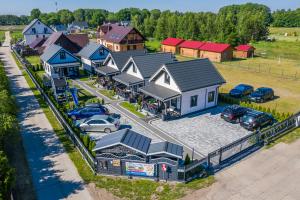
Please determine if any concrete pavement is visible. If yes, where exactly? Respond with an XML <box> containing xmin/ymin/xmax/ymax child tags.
<box><xmin>1</xmin><ymin>31</ymin><xmax>93</xmax><ymax>200</ymax></box>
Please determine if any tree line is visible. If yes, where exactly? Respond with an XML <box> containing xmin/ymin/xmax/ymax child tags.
<box><xmin>272</xmin><ymin>9</ymin><xmax>300</xmax><ymax>27</ymax></box>
<box><xmin>0</xmin><ymin>4</ymin><xmax>299</xmax><ymax>45</ymax></box>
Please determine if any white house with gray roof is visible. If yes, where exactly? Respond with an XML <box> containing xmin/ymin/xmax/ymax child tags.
<box><xmin>22</xmin><ymin>19</ymin><xmax>54</xmax><ymax>45</ymax></box>
<box><xmin>41</xmin><ymin>44</ymin><xmax>80</xmax><ymax>78</ymax></box>
<box><xmin>77</xmin><ymin>42</ymin><xmax>110</xmax><ymax>74</ymax></box>
<box><xmin>139</xmin><ymin>59</ymin><xmax>226</xmax><ymax>116</ymax></box>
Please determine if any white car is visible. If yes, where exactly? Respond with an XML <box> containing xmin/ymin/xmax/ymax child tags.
<box><xmin>75</xmin><ymin>115</ymin><xmax>120</xmax><ymax>133</ymax></box>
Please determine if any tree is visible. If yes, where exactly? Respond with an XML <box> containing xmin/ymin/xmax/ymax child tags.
<box><xmin>184</xmin><ymin>154</ymin><xmax>191</xmax><ymax>165</ymax></box>
<box><xmin>30</xmin><ymin>8</ymin><xmax>41</xmax><ymax>20</ymax></box>
<box><xmin>90</xmin><ymin>10</ymin><xmax>105</xmax><ymax>27</ymax></box>
<box><xmin>0</xmin><ymin>152</ymin><xmax>15</xmax><ymax>200</ymax></box>
<box><xmin>73</xmin><ymin>9</ymin><xmax>85</xmax><ymax>22</ymax></box>
<box><xmin>58</xmin><ymin>9</ymin><xmax>74</xmax><ymax>25</ymax></box>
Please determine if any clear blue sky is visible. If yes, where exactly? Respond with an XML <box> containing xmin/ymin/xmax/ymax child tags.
<box><xmin>0</xmin><ymin>0</ymin><xmax>299</xmax><ymax>15</ymax></box>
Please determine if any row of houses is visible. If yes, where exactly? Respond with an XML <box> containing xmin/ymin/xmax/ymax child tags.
<box><xmin>161</xmin><ymin>38</ymin><xmax>255</xmax><ymax>62</ymax></box>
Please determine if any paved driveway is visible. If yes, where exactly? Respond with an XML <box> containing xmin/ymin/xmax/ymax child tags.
<box><xmin>1</xmin><ymin>32</ymin><xmax>93</xmax><ymax>200</ymax></box>
<box><xmin>151</xmin><ymin>106</ymin><xmax>251</xmax><ymax>156</ymax></box>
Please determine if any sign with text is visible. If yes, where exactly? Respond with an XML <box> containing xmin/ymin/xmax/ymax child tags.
<box><xmin>125</xmin><ymin>162</ymin><xmax>155</xmax><ymax>177</ymax></box>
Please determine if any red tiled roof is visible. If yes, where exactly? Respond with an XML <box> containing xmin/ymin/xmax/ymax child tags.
<box><xmin>179</xmin><ymin>40</ymin><xmax>206</xmax><ymax>49</ymax></box>
<box><xmin>161</xmin><ymin>38</ymin><xmax>185</xmax><ymax>46</ymax></box>
<box><xmin>235</xmin><ymin>44</ymin><xmax>255</xmax><ymax>51</ymax></box>
<box><xmin>199</xmin><ymin>42</ymin><xmax>231</xmax><ymax>53</ymax></box>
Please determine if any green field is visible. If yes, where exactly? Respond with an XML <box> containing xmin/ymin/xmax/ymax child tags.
<box><xmin>10</xmin><ymin>30</ymin><xmax>23</xmax><ymax>43</ymax></box>
<box><xmin>0</xmin><ymin>30</ymin><xmax>5</xmax><ymax>43</ymax></box>
<box><xmin>269</xmin><ymin>27</ymin><xmax>300</xmax><ymax>42</ymax></box>
<box><xmin>25</xmin><ymin>55</ymin><xmax>41</xmax><ymax>66</ymax></box>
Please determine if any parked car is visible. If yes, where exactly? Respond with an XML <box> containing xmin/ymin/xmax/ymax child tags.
<box><xmin>67</xmin><ymin>106</ymin><xmax>108</xmax><ymax>120</ymax></box>
<box><xmin>229</xmin><ymin>84</ymin><xmax>254</xmax><ymax>98</ymax></box>
<box><xmin>75</xmin><ymin>115</ymin><xmax>120</xmax><ymax>133</ymax></box>
<box><xmin>221</xmin><ymin>105</ymin><xmax>249</xmax><ymax>123</ymax></box>
<box><xmin>240</xmin><ymin>110</ymin><xmax>274</xmax><ymax>131</ymax></box>
<box><xmin>249</xmin><ymin>87</ymin><xmax>274</xmax><ymax>103</ymax></box>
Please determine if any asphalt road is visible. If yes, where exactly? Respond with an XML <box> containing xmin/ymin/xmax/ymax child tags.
<box><xmin>1</xmin><ymin>32</ymin><xmax>93</xmax><ymax>200</ymax></box>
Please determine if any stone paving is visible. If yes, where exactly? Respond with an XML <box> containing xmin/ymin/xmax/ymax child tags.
<box><xmin>151</xmin><ymin>106</ymin><xmax>251</xmax><ymax>156</ymax></box>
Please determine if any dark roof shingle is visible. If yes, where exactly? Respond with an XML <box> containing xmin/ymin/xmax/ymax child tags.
<box><xmin>148</xmin><ymin>141</ymin><xmax>183</xmax><ymax>158</ymax></box>
<box><xmin>78</xmin><ymin>42</ymin><xmax>107</xmax><ymax>59</ymax></box>
<box><xmin>106</xmin><ymin>50</ymin><xmax>146</xmax><ymax>70</ymax></box>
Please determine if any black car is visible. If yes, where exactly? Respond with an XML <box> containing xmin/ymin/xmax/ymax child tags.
<box><xmin>221</xmin><ymin>105</ymin><xmax>249</xmax><ymax>123</ymax></box>
<box><xmin>229</xmin><ymin>84</ymin><xmax>254</xmax><ymax>98</ymax></box>
<box><xmin>249</xmin><ymin>87</ymin><xmax>274</xmax><ymax>103</ymax></box>
<box><xmin>240</xmin><ymin>110</ymin><xmax>274</xmax><ymax>131</ymax></box>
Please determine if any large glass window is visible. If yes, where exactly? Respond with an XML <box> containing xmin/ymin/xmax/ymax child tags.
<box><xmin>190</xmin><ymin>95</ymin><xmax>198</xmax><ymax>107</ymax></box>
<box><xmin>208</xmin><ymin>91</ymin><xmax>215</xmax><ymax>103</ymax></box>
<box><xmin>164</xmin><ymin>72</ymin><xmax>170</xmax><ymax>84</ymax></box>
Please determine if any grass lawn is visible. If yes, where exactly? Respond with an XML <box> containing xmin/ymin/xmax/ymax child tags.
<box><xmin>0</xmin><ymin>30</ymin><xmax>5</xmax><ymax>43</ymax></box>
<box><xmin>13</xmin><ymin>52</ymin><xmax>216</xmax><ymax>200</ymax></box>
<box><xmin>0</xmin><ymin>25</ymin><xmax>25</xmax><ymax>31</ymax></box>
<box><xmin>266</xmin><ymin>128</ymin><xmax>300</xmax><ymax>148</ymax></box>
<box><xmin>145</xmin><ymin>39</ymin><xmax>161</xmax><ymax>52</ymax></box>
<box><xmin>10</xmin><ymin>30</ymin><xmax>23</xmax><ymax>43</ymax></box>
<box><xmin>120</xmin><ymin>101</ymin><xmax>145</xmax><ymax>118</ymax></box>
<box><xmin>269</xmin><ymin>27</ymin><xmax>300</xmax><ymax>42</ymax></box>
<box><xmin>98</xmin><ymin>89</ymin><xmax>116</xmax><ymax>100</ymax></box>
<box><xmin>25</xmin><ymin>55</ymin><xmax>41</xmax><ymax>66</ymax></box>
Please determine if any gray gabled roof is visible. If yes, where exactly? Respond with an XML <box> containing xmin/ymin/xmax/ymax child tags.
<box><xmin>113</xmin><ymin>73</ymin><xmax>144</xmax><ymax>86</ymax></box>
<box><xmin>162</xmin><ymin>59</ymin><xmax>226</xmax><ymax>92</ymax></box>
<box><xmin>40</xmin><ymin>44</ymin><xmax>62</xmax><ymax>62</ymax></box>
<box><xmin>22</xmin><ymin>19</ymin><xmax>39</xmax><ymax>34</ymax></box>
<box><xmin>77</xmin><ymin>42</ymin><xmax>108</xmax><ymax>59</ymax></box>
<box><xmin>95</xmin><ymin>66</ymin><xmax>119</xmax><ymax>76</ymax></box>
<box><xmin>139</xmin><ymin>83</ymin><xmax>181</xmax><ymax>101</ymax></box>
<box><xmin>93</xmin><ymin>128</ymin><xmax>151</xmax><ymax>155</ymax></box>
<box><xmin>148</xmin><ymin>141</ymin><xmax>183</xmax><ymax>159</ymax></box>
<box><xmin>105</xmin><ymin>50</ymin><xmax>146</xmax><ymax>70</ymax></box>
<box><xmin>127</xmin><ymin>53</ymin><xmax>175</xmax><ymax>79</ymax></box>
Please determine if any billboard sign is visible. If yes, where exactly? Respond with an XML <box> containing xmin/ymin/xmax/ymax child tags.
<box><xmin>125</xmin><ymin>162</ymin><xmax>155</xmax><ymax>177</ymax></box>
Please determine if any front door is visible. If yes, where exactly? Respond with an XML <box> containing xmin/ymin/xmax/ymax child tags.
<box><xmin>63</xmin><ymin>68</ymin><xmax>68</xmax><ymax>77</ymax></box>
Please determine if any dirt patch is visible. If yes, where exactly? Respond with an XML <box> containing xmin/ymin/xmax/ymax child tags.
<box><xmin>87</xmin><ymin>183</ymin><xmax>121</xmax><ymax>200</ymax></box>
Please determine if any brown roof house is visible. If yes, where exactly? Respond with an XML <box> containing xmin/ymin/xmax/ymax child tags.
<box><xmin>234</xmin><ymin>45</ymin><xmax>255</xmax><ymax>58</ymax></box>
<box><xmin>199</xmin><ymin>42</ymin><xmax>233</xmax><ymax>62</ymax></box>
<box><xmin>96</xmin><ymin>23</ymin><xmax>146</xmax><ymax>52</ymax></box>
<box><xmin>161</xmin><ymin>38</ymin><xmax>185</xmax><ymax>54</ymax></box>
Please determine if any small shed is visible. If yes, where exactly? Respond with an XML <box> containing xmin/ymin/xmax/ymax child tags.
<box><xmin>161</xmin><ymin>38</ymin><xmax>185</xmax><ymax>54</ymax></box>
<box><xmin>199</xmin><ymin>42</ymin><xmax>233</xmax><ymax>62</ymax></box>
<box><xmin>179</xmin><ymin>40</ymin><xmax>205</xmax><ymax>58</ymax></box>
<box><xmin>235</xmin><ymin>45</ymin><xmax>255</xmax><ymax>58</ymax></box>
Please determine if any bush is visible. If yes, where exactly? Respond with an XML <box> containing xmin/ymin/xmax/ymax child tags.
<box><xmin>184</xmin><ymin>154</ymin><xmax>191</xmax><ymax>165</ymax></box>
<box><xmin>82</xmin><ymin>135</ymin><xmax>90</xmax><ymax>148</ymax></box>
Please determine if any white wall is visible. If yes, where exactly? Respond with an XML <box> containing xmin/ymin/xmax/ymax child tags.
<box><xmin>125</xmin><ymin>62</ymin><xmax>144</xmax><ymax>79</ymax></box>
<box><xmin>23</xmin><ymin>20</ymin><xmax>53</xmax><ymax>45</ymax></box>
<box><xmin>180</xmin><ymin>85</ymin><xmax>219</xmax><ymax>115</ymax></box>
<box><xmin>106</xmin><ymin>57</ymin><xmax>119</xmax><ymax>70</ymax></box>
<box><xmin>154</xmin><ymin>70</ymin><xmax>180</xmax><ymax>93</ymax></box>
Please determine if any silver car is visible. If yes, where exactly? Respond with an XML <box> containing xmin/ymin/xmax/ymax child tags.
<box><xmin>75</xmin><ymin>115</ymin><xmax>120</xmax><ymax>133</ymax></box>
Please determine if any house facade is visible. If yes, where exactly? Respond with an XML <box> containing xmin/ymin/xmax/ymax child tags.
<box><xmin>93</xmin><ymin>128</ymin><xmax>184</xmax><ymax>181</ymax></box>
<box><xmin>96</xmin><ymin>23</ymin><xmax>146</xmax><ymax>52</ymax></box>
<box><xmin>78</xmin><ymin>42</ymin><xmax>110</xmax><ymax>74</ymax></box>
<box><xmin>22</xmin><ymin>19</ymin><xmax>54</xmax><ymax>45</ymax></box>
<box><xmin>199</xmin><ymin>43</ymin><xmax>233</xmax><ymax>62</ymax></box>
<box><xmin>234</xmin><ymin>45</ymin><xmax>255</xmax><ymax>58</ymax></box>
<box><xmin>41</xmin><ymin>44</ymin><xmax>80</xmax><ymax>78</ymax></box>
<box><xmin>68</xmin><ymin>21</ymin><xmax>88</xmax><ymax>33</ymax></box>
<box><xmin>112</xmin><ymin>53</ymin><xmax>175</xmax><ymax>100</ymax></box>
<box><xmin>139</xmin><ymin>59</ymin><xmax>226</xmax><ymax>117</ymax></box>
<box><xmin>161</xmin><ymin>38</ymin><xmax>185</xmax><ymax>54</ymax></box>
<box><xmin>179</xmin><ymin>40</ymin><xmax>206</xmax><ymax>58</ymax></box>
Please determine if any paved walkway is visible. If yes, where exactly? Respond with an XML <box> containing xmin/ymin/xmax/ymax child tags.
<box><xmin>182</xmin><ymin>138</ymin><xmax>300</xmax><ymax>200</ymax></box>
<box><xmin>73</xmin><ymin>79</ymin><xmax>204</xmax><ymax>159</ymax></box>
<box><xmin>1</xmin><ymin>32</ymin><xmax>93</xmax><ymax>200</ymax></box>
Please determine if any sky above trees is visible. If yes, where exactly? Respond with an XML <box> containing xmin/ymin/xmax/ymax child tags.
<box><xmin>0</xmin><ymin>0</ymin><xmax>299</xmax><ymax>15</ymax></box>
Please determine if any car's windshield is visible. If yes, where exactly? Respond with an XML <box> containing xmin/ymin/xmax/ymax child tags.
<box><xmin>242</xmin><ymin>115</ymin><xmax>255</xmax><ymax>122</ymax></box>
<box><xmin>234</xmin><ymin>85</ymin><xmax>245</xmax><ymax>91</ymax></box>
<box><xmin>255</xmin><ymin>88</ymin><xmax>265</xmax><ymax>94</ymax></box>
<box><xmin>107</xmin><ymin>117</ymin><xmax>115</xmax><ymax>123</ymax></box>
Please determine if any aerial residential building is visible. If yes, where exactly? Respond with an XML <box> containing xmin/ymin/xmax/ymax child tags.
<box><xmin>234</xmin><ymin>44</ymin><xmax>255</xmax><ymax>58</ymax></box>
<box><xmin>50</xmin><ymin>24</ymin><xmax>68</xmax><ymax>34</ymax></box>
<box><xmin>68</xmin><ymin>21</ymin><xmax>89</xmax><ymax>33</ymax></box>
<box><xmin>22</xmin><ymin>19</ymin><xmax>54</xmax><ymax>45</ymax></box>
<box><xmin>96</xmin><ymin>23</ymin><xmax>146</xmax><ymax>52</ymax></box>
<box><xmin>161</xmin><ymin>38</ymin><xmax>185</xmax><ymax>54</ymax></box>
<box><xmin>199</xmin><ymin>42</ymin><xmax>233</xmax><ymax>62</ymax></box>
<box><xmin>41</xmin><ymin>44</ymin><xmax>80</xmax><ymax>78</ymax></box>
<box><xmin>77</xmin><ymin>42</ymin><xmax>110</xmax><ymax>74</ymax></box>
<box><xmin>179</xmin><ymin>40</ymin><xmax>206</xmax><ymax>58</ymax></box>
<box><xmin>139</xmin><ymin>59</ymin><xmax>226</xmax><ymax>117</ymax></box>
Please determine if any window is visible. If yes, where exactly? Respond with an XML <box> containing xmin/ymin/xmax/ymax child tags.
<box><xmin>190</xmin><ymin>95</ymin><xmax>198</xmax><ymax>107</ymax></box>
<box><xmin>44</xmin><ymin>27</ymin><xmax>48</xmax><ymax>33</ymax></box>
<box><xmin>99</xmin><ymin>48</ymin><xmax>104</xmax><ymax>55</ymax></box>
<box><xmin>99</xmin><ymin>160</ymin><xmax>108</xmax><ymax>170</ymax></box>
<box><xmin>132</xmin><ymin>64</ymin><xmax>137</xmax><ymax>73</ymax></box>
<box><xmin>36</xmin><ymin>35</ymin><xmax>39</xmax><ymax>38</ymax></box>
<box><xmin>59</xmin><ymin>51</ymin><xmax>66</xmax><ymax>59</ymax></box>
<box><xmin>43</xmin><ymin>35</ymin><xmax>45</xmax><ymax>38</ymax></box>
<box><xmin>32</xmin><ymin>28</ymin><xmax>36</xmax><ymax>34</ymax></box>
<box><xmin>133</xmin><ymin>45</ymin><xmax>137</xmax><ymax>50</ymax></box>
<box><xmin>164</xmin><ymin>72</ymin><xmax>170</xmax><ymax>84</ymax></box>
<box><xmin>111</xmin><ymin>59</ymin><xmax>114</xmax><ymax>65</ymax></box>
<box><xmin>208</xmin><ymin>91</ymin><xmax>215</xmax><ymax>103</ymax></box>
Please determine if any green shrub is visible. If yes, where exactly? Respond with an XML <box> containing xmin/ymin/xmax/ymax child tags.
<box><xmin>184</xmin><ymin>154</ymin><xmax>191</xmax><ymax>165</ymax></box>
<box><xmin>82</xmin><ymin>135</ymin><xmax>90</xmax><ymax>148</ymax></box>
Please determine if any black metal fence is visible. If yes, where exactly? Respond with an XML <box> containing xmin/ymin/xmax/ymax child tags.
<box><xmin>13</xmin><ymin>50</ymin><xmax>97</xmax><ymax>173</ymax></box>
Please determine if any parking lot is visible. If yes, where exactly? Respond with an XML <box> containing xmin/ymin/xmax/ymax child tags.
<box><xmin>150</xmin><ymin>106</ymin><xmax>251</xmax><ymax>156</ymax></box>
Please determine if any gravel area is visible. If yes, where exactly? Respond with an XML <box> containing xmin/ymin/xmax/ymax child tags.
<box><xmin>150</xmin><ymin>106</ymin><xmax>251</xmax><ymax>156</ymax></box>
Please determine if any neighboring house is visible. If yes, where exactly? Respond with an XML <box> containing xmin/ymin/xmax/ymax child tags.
<box><xmin>139</xmin><ymin>59</ymin><xmax>226</xmax><ymax>116</ymax></box>
<box><xmin>22</xmin><ymin>19</ymin><xmax>54</xmax><ymax>45</ymax></box>
<box><xmin>199</xmin><ymin>42</ymin><xmax>233</xmax><ymax>62</ymax></box>
<box><xmin>161</xmin><ymin>38</ymin><xmax>185</xmax><ymax>54</ymax></box>
<box><xmin>95</xmin><ymin>50</ymin><xmax>146</xmax><ymax>78</ymax></box>
<box><xmin>93</xmin><ymin>128</ymin><xmax>183</xmax><ymax>181</ymax></box>
<box><xmin>51</xmin><ymin>77</ymin><xmax>67</xmax><ymax>102</ymax></box>
<box><xmin>28</xmin><ymin>37</ymin><xmax>46</xmax><ymax>50</ymax></box>
<box><xmin>51</xmin><ymin>24</ymin><xmax>68</xmax><ymax>34</ymax></box>
<box><xmin>234</xmin><ymin>45</ymin><xmax>255</xmax><ymax>58</ymax></box>
<box><xmin>96</xmin><ymin>23</ymin><xmax>146</xmax><ymax>52</ymax></box>
<box><xmin>41</xmin><ymin>44</ymin><xmax>80</xmax><ymax>78</ymax></box>
<box><xmin>179</xmin><ymin>40</ymin><xmax>206</xmax><ymax>58</ymax></box>
<box><xmin>68</xmin><ymin>21</ymin><xmax>88</xmax><ymax>33</ymax></box>
<box><xmin>113</xmin><ymin>53</ymin><xmax>175</xmax><ymax>100</ymax></box>
<box><xmin>67</xmin><ymin>33</ymin><xmax>89</xmax><ymax>49</ymax></box>
<box><xmin>38</xmin><ymin>32</ymin><xmax>88</xmax><ymax>54</ymax></box>
<box><xmin>77</xmin><ymin>42</ymin><xmax>110</xmax><ymax>74</ymax></box>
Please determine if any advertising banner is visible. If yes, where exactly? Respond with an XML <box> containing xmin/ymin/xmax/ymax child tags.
<box><xmin>125</xmin><ymin>162</ymin><xmax>155</xmax><ymax>177</ymax></box>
